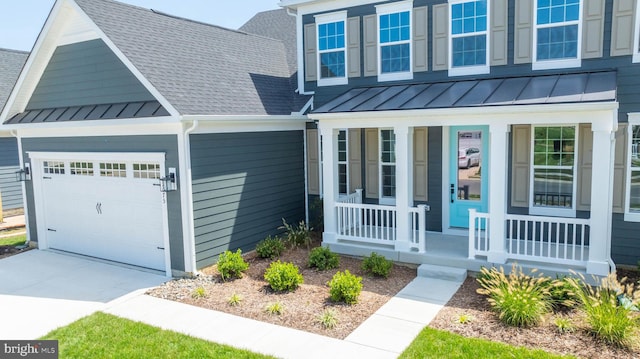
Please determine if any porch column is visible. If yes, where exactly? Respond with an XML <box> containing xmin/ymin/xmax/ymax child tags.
<box><xmin>320</xmin><ymin>126</ymin><xmax>339</xmax><ymax>244</ymax></box>
<box><xmin>395</xmin><ymin>125</ymin><xmax>414</xmax><ymax>251</ymax></box>
<box><xmin>587</xmin><ymin>119</ymin><xmax>616</xmax><ymax>276</ymax></box>
<box><xmin>487</xmin><ymin>123</ymin><xmax>509</xmax><ymax>264</ymax></box>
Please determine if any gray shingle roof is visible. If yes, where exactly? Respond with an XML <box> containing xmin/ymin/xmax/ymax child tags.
<box><xmin>0</xmin><ymin>49</ymin><xmax>28</xmax><ymax>114</ymax></box>
<box><xmin>74</xmin><ymin>0</ymin><xmax>303</xmax><ymax>116</ymax></box>
<box><xmin>314</xmin><ymin>71</ymin><xmax>617</xmax><ymax>114</ymax></box>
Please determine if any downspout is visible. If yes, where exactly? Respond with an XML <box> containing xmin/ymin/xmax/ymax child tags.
<box><xmin>10</xmin><ymin>129</ymin><xmax>30</xmax><ymax>245</ymax></box>
<box><xmin>182</xmin><ymin>120</ymin><xmax>199</xmax><ymax>275</ymax></box>
<box><xmin>303</xmin><ymin>128</ymin><xmax>310</xmax><ymax>228</ymax></box>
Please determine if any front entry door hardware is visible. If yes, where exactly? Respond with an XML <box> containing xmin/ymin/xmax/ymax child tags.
<box><xmin>96</xmin><ymin>202</ymin><xmax>102</xmax><ymax>214</ymax></box>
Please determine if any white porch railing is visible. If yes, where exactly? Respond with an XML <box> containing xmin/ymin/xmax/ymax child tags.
<box><xmin>335</xmin><ymin>190</ymin><xmax>426</xmax><ymax>252</ymax></box>
<box><xmin>469</xmin><ymin>210</ymin><xmax>591</xmax><ymax>266</ymax></box>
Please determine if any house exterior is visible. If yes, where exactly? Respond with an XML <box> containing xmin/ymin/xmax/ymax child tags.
<box><xmin>0</xmin><ymin>0</ymin><xmax>308</xmax><ymax>276</ymax></box>
<box><xmin>280</xmin><ymin>0</ymin><xmax>640</xmax><ymax>276</ymax></box>
<box><xmin>0</xmin><ymin>48</ymin><xmax>28</xmax><ymax>213</ymax></box>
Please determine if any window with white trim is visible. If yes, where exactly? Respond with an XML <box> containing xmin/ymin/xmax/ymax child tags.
<box><xmin>449</xmin><ymin>0</ymin><xmax>489</xmax><ymax>76</ymax></box>
<box><xmin>376</xmin><ymin>1</ymin><xmax>413</xmax><ymax>82</ymax></box>
<box><xmin>380</xmin><ymin>129</ymin><xmax>396</xmax><ymax>204</ymax></box>
<box><xmin>316</xmin><ymin>11</ymin><xmax>347</xmax><ymax>86</ymax></box>
<box><xmin>530</xmin><ymin>126</ymin><xmax>577</xmax><ymax>216</ymax></box>
<box><xmin>533</xmin><ymin>0</ymin><xmax>581</xmax><ymax>70</ymax></box>
<box><xmin>337</xmin><ymin>130</ymin><xmax>349</xmax><ymax>195</ymax></box>
<box><xmin>625</xmin><ymin>121</ymin><xmax>640</xmax><ymax>221</ymax></box>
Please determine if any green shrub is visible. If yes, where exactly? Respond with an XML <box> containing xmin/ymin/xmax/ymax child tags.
<box><xmin>265</xmin><ymin>302</ymin><xmax>284</xmax><ymax>315</ymax></box>
<box><xmin>361</xmin><ymin>252</ymin><xmax>393</xmax><ymax>278</ymax></box>
<box><xmin>227</xmin><ymin>293</ymin><xmax>242</xmax><ymax>307</ymax></box>
<box><xmin>255</xmin><ymin>235</ymin><xmax>285</xmax><ymax>259</ymax></box>
<box><xmin>264</xmin><ymin>261</ymin><xmax>304</xmax><ymax>292</ymax></box>
<box><xmin>317</xmin><ymin>309</ymin><xmax>338</xmax><ymax>329</ymax></box>
<box><xmin>280</xmin><ymin>219</ymin><xmax>312</xmax><ymax>248</ymax></box>
<box><xmin>308</xmin><ymin>246</ymin><xmax>339</xmax><ymax>270</ymax></box>
<box><xmin>191</xmin><ymin>286</ymin><xmax>207</xmax><ymax>299</ymax></box>
<box><xmin>216</xmin><ymin>250</ymin><xmax>249</xmax><ymax>281</ymax></box>
<box><xmin>329</xmin><ymin>270</ymin><xmax>363</xmax><ymax>305</ymax></box>
<box><xmin>458</xmin><ymin>313</ymin><xmax>473</xmax><ymax>324</ymax></box>
<box><xmin>476</xmin><ymin>265</ymin><xmax>552</xmax><ymax>328</ymax></box>
<box><xmin>547</xmin><ymin>276</ymin><xmax>579</xmax><ymax>309</ymax></box>
<box><xmin>565</xmin><ymin>273</ymin><xmax>639</xmax><ymax>347</ymax></box>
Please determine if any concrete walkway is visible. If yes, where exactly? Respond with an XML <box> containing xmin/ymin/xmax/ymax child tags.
<box><xmin>106</xmin><ymin>275</ymin><xmax>464</xmax><ymax>359</ymax></box>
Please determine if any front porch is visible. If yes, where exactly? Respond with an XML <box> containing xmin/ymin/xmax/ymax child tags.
<box><xmin>326</xmin><ymin>190</ymin><xmax>595</xmax><ymax>275</ymax></box>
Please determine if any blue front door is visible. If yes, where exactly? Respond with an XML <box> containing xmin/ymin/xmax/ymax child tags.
<box><xmin>449</xmin><ymin>126</ymin><xmax>489</xmax><ymax>228</ymax></box>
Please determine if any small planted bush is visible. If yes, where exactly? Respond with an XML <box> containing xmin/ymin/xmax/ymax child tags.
<box><xmin>329</xmin><ymin>270</ymin><xmax>363</xmax><ymax>305</ymax></box>
<box><xmin>191</xmin><ymin>286</ymin><xmax>207</xmax><ymax>299</ymax></box>
<box><xmin>554</xmin><ymin>317</ymin><xmax>575</xmax><ymax>334</ymax></box>
<box><xmin>565</xmin><ymin>273</ymin><xmax>640</xmax><ymax>347</ymax></box>
<box><xmin>476</xmin><ymin>265</ymin><xmax>552</xmax><ymax>328</ymax></box>
<box><xmin>317</xmin><ymin>309</ymin><xmax>338</xmax><ymax>329</ymax></box>
<box><xmin>361</xmin><ymin>252</ymin><xmax>393</xmax><ymax>278</ymax></box>
<box><xmin>457</xmin><ymin>313</ymin><xmax>473</xmax><ymax>324</ymax></box>
<box><xmin>255</xmin><ymin>235</ymin><xmax>285</xmax><ymax>259</ymax></box>
<box><xmin>217</xmin><ymin>249</ymin><xmax>249</xmax><ymax>281</ymax></box>
<box><xmin>227</xmin><ymin>293</ymin><xmax>242</xmax><ymax>307</ymax></box>
<box><xmin>280</xmin><ymin>219</ymin><xmax>312</xmax><ymax>249</ymax></box>
<box><xmin>548</xmin><ymin>276</ymin><xmax>579</xmax><ymax>309</ymax></box>
<box><xmin>265</xmin><ymin>301</ymin><xmax>284</xmax><ymax>315</ymax></box>
<box><xmin>308</xmin><ymin>246</ymin><xmax>339</xmax><ymax>270</ymax></box>
<box><xmin>264</xmin><ymin>261</ymin><xmax>304</xmax><ymax>292</ymax></box>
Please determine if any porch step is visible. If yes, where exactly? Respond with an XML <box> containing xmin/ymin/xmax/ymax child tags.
<box><xmin>417</xmin><ymin>264</ymin><xmax>467</xmax><ymax>282</ymax></box>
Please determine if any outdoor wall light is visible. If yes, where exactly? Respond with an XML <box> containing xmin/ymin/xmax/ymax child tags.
<box><xmin>16</xmin><ymin>163</ymin><xmax>31</xmax><ymax>182</ymax></box>
<box><xmin>159</xmin><ymin>167</ymin><xmax>177</xmax><ymax>192</ymax></box>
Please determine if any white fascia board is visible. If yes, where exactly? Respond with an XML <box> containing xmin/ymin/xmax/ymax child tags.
<box><xmin>12</xmin><ymin>120</ymin><xmax>182</xmax><ymax>138</ymax></box>
<box><xmin>66</xmin><ymin>0</ymin><xmax>180</xmax><ymax>118</ymax></box>
<box><xmin>291</xmin><ymin>0</ymin><xmax>385</xmax><ymax>15</ymax></box>
<box><xmin>311</xmin><ymin>101</ymin><xmax>619</xmax><ymax>128</ymax></box>
<box><xmin>182</xmin><ymin>115</ymin><xmax>307</xmax><ymax>134</ymax></box>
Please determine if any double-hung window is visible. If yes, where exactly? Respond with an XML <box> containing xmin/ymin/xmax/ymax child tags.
<box><xmin>338</xmin><ymin>130</ymin><xmax>349</xmax><ymax>195</ymax></box>
<box><xmin>316</xmin><ymin>11</ymin><xmax>347</xmax><ymax>86</ymax></box>
<box><xmin>376</xmin><ymin>1</ymin><xmax>413</xmax><ymax>82</ymax></box>
<box><xmin>449</xmin><ymin>0</ymin><xmax>489</xmax><ymax>76</ymax></box>
<box><xmin>533</xmin><ymin>0</ymin><xmax>581</xmax><ymax>70</ymax></box>
<box><xmin>380</xmin><ymin>129</ymin><xmax>396</xmax><ymax>205</ymax></box>
<box><xmin>530</xmin><ymin>126</ymin><xmax>577</xmax><ymax>216</ymax></box>
<box><xmin>625</xmin><ymin>120</ymin><xmax>640</xmax><ymax>221</ymax></box>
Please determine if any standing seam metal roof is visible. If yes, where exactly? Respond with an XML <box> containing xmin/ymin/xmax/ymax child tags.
<box><xmin>313</xmin><ymin>71</ymin><xmax>617</xmax><ymax>114</ymax></box>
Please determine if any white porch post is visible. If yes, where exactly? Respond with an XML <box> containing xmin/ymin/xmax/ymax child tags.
<box><xmin>587</xmin><ymin>119</ymin><xmax>616</xmax><ymax>276</ymax></box>
<box><xmin>487</xmin><ymin>123</ymin><xmax>509</xmax><ymax>264</ymax></box>
<box><xmin>320</xmin><ymin>126</ymin><xmax>339</xmax><ymax>244</ymax></box>
<box><xmin>395</xmin><ymin>125</ymin><xmax>414</xmax><ymax>251</ymax></box>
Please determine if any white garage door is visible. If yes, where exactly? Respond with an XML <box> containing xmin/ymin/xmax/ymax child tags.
<box><xmin>30</xmin><ymin>153</ymin><xmax>168</xmax><ymax>272</ymax></box>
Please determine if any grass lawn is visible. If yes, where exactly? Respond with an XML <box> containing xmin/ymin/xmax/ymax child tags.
<box><xmin>41</xmin><ymin>312</ymin><xmax>274</xmax><ymax>359</ymax></box>
<box><xmin>0</xmin><ymin>234</ymin><xmax>26</xmax><ymax>247</ymax></box>
<box><xmin>399</xmin><ymin>327</ymin><xmax>575</xmax><ymax>359</ymax></box>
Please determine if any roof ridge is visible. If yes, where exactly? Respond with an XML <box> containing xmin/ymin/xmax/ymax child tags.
<box><xmin>81</xmin><ymin>0</ymin><xmax>284</xmax><ymax>44</ymax></box>
<box><xmin>0</xmin><ymin>48</ymin><xmax>29</xmax><ymax>55</ymax></box>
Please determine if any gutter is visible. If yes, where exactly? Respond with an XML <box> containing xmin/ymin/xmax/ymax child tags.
<box><xmin>181</xmin><ymin>120</ymin><xmax>199</xmax><ymax>276</ymax></box>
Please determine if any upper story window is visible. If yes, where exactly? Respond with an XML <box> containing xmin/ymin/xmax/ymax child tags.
<box><xmin>530</xmin><ymin>126</ymin><xmax>577</xmax><ymax>217</ymax></box>
<box><xmin>533</xmin><ymin>0</ymin><xmax>581</xmax><ymax>70</ymax></box>
<box><xmin>316</xmin><ymin>11</ymin><xmax>348</xmax><ymax>86</ymax></box>
<box><xmin>449</xmin><ymin>0</ymin><xmax>489</xmax><ymax>76</ymax></box>
<box><xmin>376</xmin><ymin>1</ymin><xmax>413</xmax><ymax>82</ymax></box>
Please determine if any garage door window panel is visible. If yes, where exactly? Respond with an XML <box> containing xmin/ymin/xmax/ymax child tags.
<box><xmin>70</xmin><ymin>161</ymin><xmax>94</xmax><ymax>176</ymax></box>
<box><xmin>100</xmin><ymin>163</ymin><xmax>126</xmax><ymax>178</ymax></box>
<box><xmin>133</xmin><ymin>163</ymin><xmax>161</xmax><ymax>179</ymax></box>
<box><xmin>44</xmin><ymin>161</ymin><xmax>65</xmax><ymax>175</ymax></box>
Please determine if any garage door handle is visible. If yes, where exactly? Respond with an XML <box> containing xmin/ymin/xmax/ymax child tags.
<box><xmin>47</xmin><ymin>228</ymin><xmax>57</xmax><ymax>232</ymax></box>
<box><xmin>157</xmin><ymin>247</ymin><xmax>165</xmax><ymax>250</ymax></box>
<box><xmin>43</xmin><ymin>176</ymin><xmax>52</xmax><ymax>180</ymax></box>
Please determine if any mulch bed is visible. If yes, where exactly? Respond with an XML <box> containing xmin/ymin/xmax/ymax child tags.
<box><xmin>148</xmin><ymin>242</ymin><xmax>417</xmax><ymax>339</ymax></box>
<box><xmin>430</xmin><ymin>270</ymin><xmax>640</xmax><ymax>359</ymax></box>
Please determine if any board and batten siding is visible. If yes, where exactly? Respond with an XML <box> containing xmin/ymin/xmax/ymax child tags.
<box><xmin>26</xmin><ymin>39</ymin><xmax>155</xmax><ymax>110</ymax></box>
<box><xmin>0</xmin><ymin>137</ymin><xmax>22</xmax><ymax>210</ymax></box>
<box><xmin>190</xmin><ymin>131</ymin><xmax>305</xmax><ymax>269</ymax></box>
<box><xmin>20</xmin><ymin>135</ymin><xmax>185</xmax><ymax>271</ymax></box>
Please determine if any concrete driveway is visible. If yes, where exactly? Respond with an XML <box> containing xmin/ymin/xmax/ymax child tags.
<box><xmin>0</xmin><ymin>250</ymin><xmax>167</xmax><ymax>339</ymax></box>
